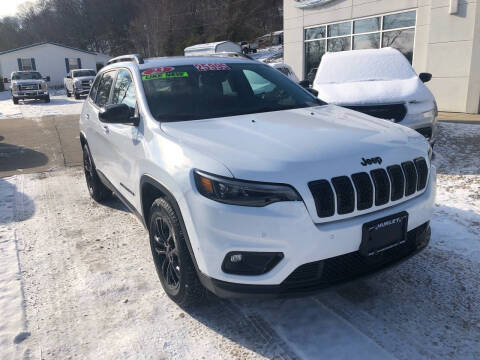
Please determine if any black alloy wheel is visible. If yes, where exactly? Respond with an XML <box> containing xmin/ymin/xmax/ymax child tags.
<box><xmin>82</xmin><ymin>144</ymin><xmax>111</xmax><ymax>202</ymax></box>
<box><xmin>149</xmin><ymin>198</ymin><xmax>206</xmax><ymax>306</ymax></box>
<box><xmin>152</xmin><ymin>216</ymin><xmax>181</xmax><ymax>292</ymax></box>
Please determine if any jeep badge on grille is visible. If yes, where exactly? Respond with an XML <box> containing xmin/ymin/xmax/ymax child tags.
<box><xmin>361</xmin><ymin>157</ymin><xmax>382</xmax><ymax>166</ymax></box>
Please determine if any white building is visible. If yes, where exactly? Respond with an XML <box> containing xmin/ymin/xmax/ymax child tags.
<box><xmin>0</xmin><ymin>42</ymin><xmax>110</xmax><ymax>89</ymax></box>
<box><xmin>284</xmin><ymin>0</ymin><xmax>480</xmax><ymax>113</ymax></box>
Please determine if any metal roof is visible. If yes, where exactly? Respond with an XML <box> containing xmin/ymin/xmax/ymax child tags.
<box><xmin>0</xmin><ymin>42</ymin><xmax>97</xmax><ymax>56</ymax></box>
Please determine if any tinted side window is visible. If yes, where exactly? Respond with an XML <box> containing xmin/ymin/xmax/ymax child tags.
<box><xmin>95</xmin><ymin>71</ymin><xmax>116</xmax><ymax>107</ymax></box>
<box><xmin>89</xmin><ymin>75</ymin><xmax>102</xmax><ymax>101</ymax></box>
<box><xmin>111</xmin><ymin>69</ymin><xmax>136</xmax><ymax>112</ymax></box>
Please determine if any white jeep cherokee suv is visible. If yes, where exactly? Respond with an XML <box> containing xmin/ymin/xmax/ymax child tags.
<box><xmin>80</xmin><ymin>54</ymin><xmax>436</xmax><ymax>305</ymax></box>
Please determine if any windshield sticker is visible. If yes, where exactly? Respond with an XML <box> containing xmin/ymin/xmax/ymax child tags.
<box><xmin>142</xmin><ymin>72</ymin><xmax>189</xmax><ymax>81</ymax></box>
<box><xmin>142</xmin><ymin>67</ymin><xmax>175</xmax><ymax>76</ymax></box>
<box><xmin>193</xmin><ymin>63</ymin><xmax>231</xmax><ymax>72</ymax></box>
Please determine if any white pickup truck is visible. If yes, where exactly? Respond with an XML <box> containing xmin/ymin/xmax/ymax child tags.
<box><xmin>64</xmin><ymin>69</ymin><xmax>96</xmax><ymax>99</ymax></box>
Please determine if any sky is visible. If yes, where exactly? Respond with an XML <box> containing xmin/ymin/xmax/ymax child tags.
<box><xmin>0</xmin><ymin>0</ymin><xmax>32</xmax><ymax>18</ymax></box>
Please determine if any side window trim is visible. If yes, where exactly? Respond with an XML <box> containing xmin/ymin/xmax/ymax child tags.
<box><xmin>89</xmin><ymin>73</ymin><xmax>103</xmax><ymax>105</ymax></box>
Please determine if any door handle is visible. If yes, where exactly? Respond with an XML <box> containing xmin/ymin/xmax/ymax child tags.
<box><xmin>85</xmin><ymin>114</ymin><xmax>89</xmax><ymax>119</ymax></box>
<box><xmin>103</xmin><ymin>125</ymin><xmax>110</xmax><ymax>134</ymax></box>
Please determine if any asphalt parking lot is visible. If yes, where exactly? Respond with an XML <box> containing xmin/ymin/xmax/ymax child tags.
<box><xmin>0</xmin><ymin>114</ymin><xmax>81</xmax><ymax>177</ymax></box>
<box><xmin>1</xmin><ymin>105</ymin><xmax>480</xmax><ymax>359</ymax></box>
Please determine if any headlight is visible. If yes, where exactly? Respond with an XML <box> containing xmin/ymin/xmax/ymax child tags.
<box><xmin>74</xmin><ymin>80</ymin><xmax>82</xmax><ymax>87</ymax></box>
<box><xmin>41</xmin><ymin>83</ymin><xmax>48</xmax><ymax>90</ymax></box>
<box><xmin>194</xmin><ymin>170</ymin><xmax>301</xmax><ymax>207</ymax></box>
<box><xmin>12</xmin><ymin>85</ymin><xmax>19</xmax><ymax>91</ymax></box>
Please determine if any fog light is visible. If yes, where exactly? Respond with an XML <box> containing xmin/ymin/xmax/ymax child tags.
<box><xmin>222</xmin><ymin>251</ymin><xmax>284</xmax><ymax>275</ymax></box>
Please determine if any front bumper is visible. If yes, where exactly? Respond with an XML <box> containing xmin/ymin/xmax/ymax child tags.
<box><xmin>74</xmin><ymin>87</ymin><xmax>91</xmax><ymax>95</ymax></box>
<box><xmin>185</xmin><ymin>166</ymin><xmax>436</xmax><ymax>289</ymax></box>
<box><xmin>200</xmin><ymin>221</ymin><xmax>430</xmax><ymax>298</ymax></box>
<box><xmin>12</xmin><ymin>90</ymin><xmax>49</xmax><ymax>99</ymax></box>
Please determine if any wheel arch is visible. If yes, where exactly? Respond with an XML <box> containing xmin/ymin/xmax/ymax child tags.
<box><xmin>140</xmin><ymin>174</ymin><xmax>200</xmax><ymax>272</ymax></box>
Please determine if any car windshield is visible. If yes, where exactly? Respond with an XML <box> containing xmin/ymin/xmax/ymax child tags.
<box><xmin>73</xmin><ymin>70</ymin><xmax>96</xmax><ymax>77</ymax></box>
<box><xmin>142</xmin><ymin>62</ymin><xmax>324</xmax><ymax>121</ymax></box>
<box><xmin>12</xmin><ymin>72</ymin><xmax>42</xmax><ymax>80</ymax></box>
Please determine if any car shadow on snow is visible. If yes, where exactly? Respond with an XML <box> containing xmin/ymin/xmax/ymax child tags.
<box><xmin>0</xmin><ymin>178</ymin><xmax>35</xmax><ymax>225</ymax></box>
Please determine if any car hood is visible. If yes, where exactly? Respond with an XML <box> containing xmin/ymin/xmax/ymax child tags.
<box><xmin>161</xmin><ymin>104</ymin><xmax>429</xmax><ymax>183</ymax></box>
<box><xmin>12</xmin><ymin>79</ymin><xmax>45</xmax><ymax>85</ymax></box>
<box><xmin>313</xmin><ymin>77</ymin><xmax>434</xmax><ymax>106</ymax></box>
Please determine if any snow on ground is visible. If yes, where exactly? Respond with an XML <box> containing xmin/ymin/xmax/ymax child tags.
<box><xmin>0</xmin><ymin>90</ymin><xmax>84</xmax><ymax>120</ymax></box>
<box><xmin>250</xmin><ymin>45</ymin><xmax>283</xmax><ymax>63</ymax></box>
<box><xmin>0</xmin><ymin>122</ymin><xmax>479</xmax><ymax>359</ymax></box>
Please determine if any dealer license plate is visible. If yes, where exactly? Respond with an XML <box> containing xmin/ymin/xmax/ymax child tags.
<box><xmin>360</xmin><ymin>212</ymin><xmax>408</xmax><ymax>256</ymax></box>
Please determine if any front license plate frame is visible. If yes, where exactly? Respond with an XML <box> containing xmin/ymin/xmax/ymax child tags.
<box><xmin>360</xmin><ymin>211</ymin><xmax>409</xmax><ymax>257</ymax></box>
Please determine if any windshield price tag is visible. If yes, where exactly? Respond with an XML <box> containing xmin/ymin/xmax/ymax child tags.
<box><xmin>142</xmin><ymin>67</ymin><xmax>175</xmax><ymax>76</ymax></box>
<box><xmin>193</xmin><ymin>63</ymin><xmax>231</xmax><ymax>71</ymax></box>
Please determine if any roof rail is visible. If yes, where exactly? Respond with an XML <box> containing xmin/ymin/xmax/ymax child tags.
<box><xmin>107</xmin><ymin>54</ymin><xmax>144</xmax><ymax>65</ymax></box>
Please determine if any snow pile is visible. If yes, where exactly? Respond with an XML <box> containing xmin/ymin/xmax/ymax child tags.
<box><xmin>313</xmin><ymin>48</ymin><xmax>433</xmax><ymax>105</ymax></box>
<box><xmin>316</xmin><ymin>48</ymin><xmax>416</xmax><ymax>84</ymax></box>
<box><xmin>250</xmin><ymin>45</ymin><xmax>283</xmax><ymax>63</ymax></box>
<box><xmin>0</xmin><ymin>90</ymin><xmax>84</xmax><ymax>119</ymax></box>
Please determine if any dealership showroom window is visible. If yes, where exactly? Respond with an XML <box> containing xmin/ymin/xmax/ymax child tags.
<box><xmin>304</xmin><ymin>10</ymin><xmax>416</xmax><ymax>79</ymax></box>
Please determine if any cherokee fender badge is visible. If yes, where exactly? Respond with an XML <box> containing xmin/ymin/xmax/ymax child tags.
<box><xmin>361</xmin><ymin>157</ymin><xmax>383</xmax><ymax>166</ymax></box>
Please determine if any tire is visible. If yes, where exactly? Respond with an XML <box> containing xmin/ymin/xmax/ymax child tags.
<box><xmin>44</xmin><ymin>95</ymin><xmax>50</xmax><ymax>103</ymax></box>
<box><xmin>66</xmin><ymin>89</ymin><xmax>71</xmax><ymax>97</ymax></box>
<box><xmin>82</xmin><ymin>144</ymin><xmax>111</xmax><ymax>202</ymax></box>
<box><xmin>75</xmin><ymin>92</ymin><xmax>81</xmax><ymax>100</ymax></box>
<box><xmin>149</xmin><ymin>198</ymin><xmax>206</xmax><ymax>306</ymax></box>
<box><xmin>12</xmin><ymin>97</ymin><xmax>18</xmax><ymax>104</ymax></box>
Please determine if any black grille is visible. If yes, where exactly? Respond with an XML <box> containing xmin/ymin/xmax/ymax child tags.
<box><xmin>402</xmin><ymin>161</ymin><xmax>418</xmax><ymax>196</ymax></box>
<box><xmin>370</xmin><ymin>169</ymin><xmax>390</xmax><ymax>206</ymax></box>
<box><xmin>351</xmin><ymin>173</ymin><xmax>373</xmax><ymax>210</ymax></box>
<box><xmin>308</xmin><ymin>180</ymin><xmax>334</xmax><ymax>218</ymax></box>
<box><xmin>309</xmin><ymin>157</ymin><xmax>428</xmax><ymax>218</ymax></box>
<box><xmin>387</xmin><ymin>165</ymin><xmax>405</xmax><ymax>201</ymax></box>
<box><xmin>345</xmin><ymin>104</ymin><xmax>407</xmax><ymax>123</ymax></box>
<box><xmin>416</xmin><ymin>127</ymin><xmax>432</xmax><ymax>140</ymax></box>
<box><xmin>282</xmin><ymin>222</ymin><xmax>430</xmax><ymax>291</ymax></box>
<box><xmin>331</xmin><ymin>176</ymin><xmax>355</xmax><ymax>215</ymax></box>
<box><xmin>414</xmin><ymin>158</ymin><xmax>428</xmax><ymax>190</ymax></box>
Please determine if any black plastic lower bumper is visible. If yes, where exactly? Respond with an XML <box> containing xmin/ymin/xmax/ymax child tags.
<box><xmin>199</xmin><ymin>222</ymin><xmax>431</xmax><ymax>299</ymax></box>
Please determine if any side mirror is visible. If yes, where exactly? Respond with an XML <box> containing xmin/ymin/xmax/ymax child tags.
<box><xmin>306</xmin><ymin>88</ymin><xmax>319</xmax><ymax>97</ymax></box>
<box><xmin>419</xmin><ymin>72</ymin><xmax>432</xmax><ymax>83</ymax></box>
<box><xmin>3</xmin><ymin>78</ymin><xmax>9</xmax><ymax>83</ymax></box>
<box><xmin>99</xmin><ymin>104</ymin><xmax>138</xmax><ymax>125</ymax></box>
<box><xmin>299</xmin><ymin>80</ymin><xmax>310</xmax><ymax>88</ymax></box>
